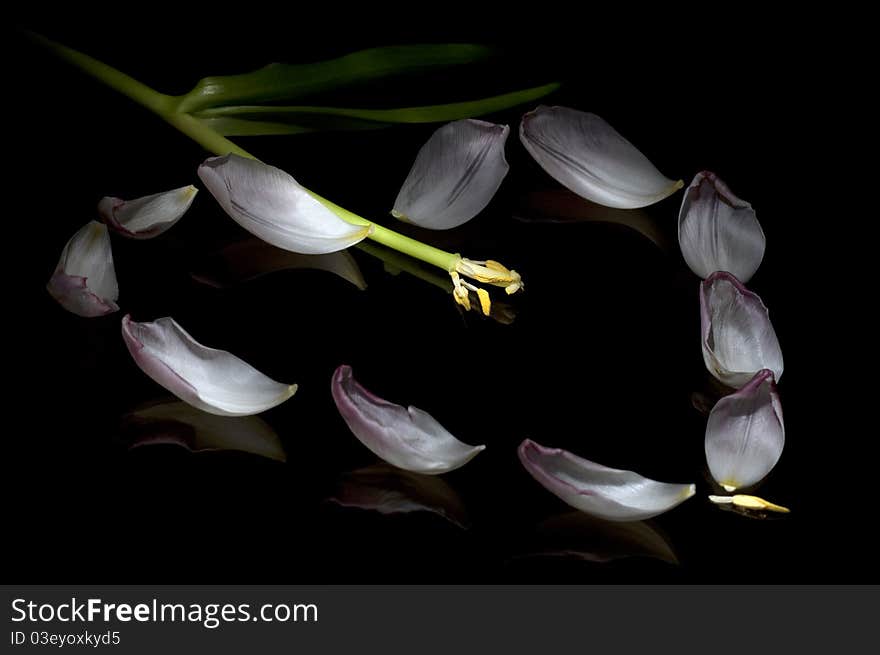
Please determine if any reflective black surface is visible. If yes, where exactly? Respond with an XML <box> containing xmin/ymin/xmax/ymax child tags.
<box><xmin>8</xmin><ymin>13</ymin><xmax>861</xmax><ymax>582</ymax></box>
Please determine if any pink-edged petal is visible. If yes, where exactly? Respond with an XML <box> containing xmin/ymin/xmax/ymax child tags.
<box><xmin>122</xmin><ymin>398</ymin><xmax>286</xmax><ymax>461</ymax></box>
<box><xmin>700</xmin><ymin>272</ymin><xmax>784</xmax><ymax>388</ymax></box>
<box><xmin>98</xmin><ymin>185</ymin><xmax>197</xmax><ymax>239</ymax></box>
<box><xmin>331</xmin><ymin>365</ymin><xmax>485</xmax><ymax>474</ymax></box>
<box><xmin>328</xmin><ymin>464</ymin><xmax>469</xmax><ymax>528</ymax></box>
<box><xmin>392</xmin><ymin>119</ymin><xmax>509</xmax><ymax>229</ymax></box>
<box><xmin>518</xmin><ymin>439</ymin><xmax>695</xmax><ymax>521</ymax></box>
<box><xmin>121</xmin><ymin>315</ymin><xmax>297</xmax><ymax>416</ymax></box>
<box><xmin>678</xmin><ymin>171</ymin><xmax>765</xmax><ymax>282</ymax></box>
<box><xmin>706</xmin><ymin>369</ymin><xmax>784</xmax><ymax>491</ymax></box>
<box><xmin>46</xmin><ymin>221</ymin><xmax>119</xmax><ymax>317</ymax></box>
<box><xmin>519</xmin><ymin>106</ymin><xmax>682</xmax><ymax>209</ymax></box>
<box><xmin>198</xmin><ymin>154</ymin><xmax>372</xmax><ymax>255</ymax></box>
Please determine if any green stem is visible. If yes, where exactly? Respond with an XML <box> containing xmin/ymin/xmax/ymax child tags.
<box><xmin>25</xmin><ymin>30</ymin><xmax>461</xmax><ymax>273</ymax></box>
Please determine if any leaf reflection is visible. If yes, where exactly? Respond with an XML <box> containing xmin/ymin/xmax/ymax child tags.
<box><xmin>326</xmin><ymin>463</ymin><xmax>470</xmax><ymax>529</ymax></box>
<box><xmin>121</xmin><ymin>398</ymin><xmax>286</xmax><ymax>462</ymax></box>
<box><xmin>513</xmin><ymin>188</ymin><xmax>670</xmax><ymax>251</ymax></box>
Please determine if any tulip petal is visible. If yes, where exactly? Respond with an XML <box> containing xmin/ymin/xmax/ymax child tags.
<box><xmin>391</xmin><ymin>119</ymin><xmax>509</xmax><ymax>229</ymax></box>
<box><xmin>328</xmin><ymin>464</ymin><xmax>469</xmax><ymax>528</ymax></box>
<box><xmin>705</xmin><ymin>369</ymin><xmax>784</xmax><ymax>491</ymax></box>
<box><xmin>190</xmin><ymin>237</ymin><xmax>366</xmax><ymax>290</ymax></box>
<box><xmin>331</xmin><ymin>365</ymin><xmax>485</xmax><ymax>474</ymax></box>
<box><xmin>700</xmin><ymin>272</ymin><xmax>784</xmax><ymax>388</ymax></box>
<box><xmin>121</xmin><ymin>315</ymin><xmax>297</xmax><ymax>416</ymax></box>
<box><xmin>519</xmin><ymin>106</ymin><xmax>682</xmax><ymax>209</ymax></box>
<box><xmin>518</xmin><ymin>439</ymin><xmax>695</xmax><ymax>521</ymax></box>
<box><xmin>98</xmin><ymin>185</ymin><xmax>197</xmax><ymax>239</ymax></box>
<box><xmin>197</xmin><ymin>154</ymin><xmax>371</xmax><ymax>255</ymax></box>
<box><xmin>678</xmin><ymin>171</ymin><xmax>765</xmax><ymax>282</ymax></box>
<box><xmin>46</xmin><ymin>221</ymin><xmax>119</xmax><ymax>317</ymax></box>
<box><xmin>122</xmin><ymin>398</ymin><xmax>286</xmax><ymax>461</ymax></box>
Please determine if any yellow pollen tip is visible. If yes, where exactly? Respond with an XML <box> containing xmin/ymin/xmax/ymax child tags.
<box><xmin>476</xmin><ymin>288</ymin><xmax>491</xmax><ymax>316</ymax></box>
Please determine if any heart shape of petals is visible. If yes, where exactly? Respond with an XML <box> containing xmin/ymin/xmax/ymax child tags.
<box><xmin>391</xmin><ymin>119</ymin><xmax>509</xmax><ymax>229</ymax></box>
<box><xmin>705</xmin><ymin>369</ymin><xmax>784</xmax><ymax>491</ymax></box>
<box><xmin>519</xmin><ymin>105</ymin><xmax>683</xmax><ymax>209</ymax></box>
<box><xmin>700</xmin><ymin>272</ymin><xmax>784</xmax><ymax>388</ymax></box>
<box><xmin>98</xmin><ymin>185</ymin><xmax>197</xmax><ymax>239</ymax></box>
<box><xmin>518</xmin><ymin>439</ymin><xmax>695</xmax><ymax>521</ymax></box>
<box><xmin>198</xmin><ymin>154</ymin><xmax>372</xmax><ymax>255</ymax></box>
<box><xmin>121</xmin><ymin>315</ymin><xmax>297</xmax><ymax>416</ymax></box>
<box><xmin>678</xmin><ymin>171</ymin><xmax>765</xmax><ymax>282</ymax></box>
<box><xmin>46</xmin><ymin>221</ymin><xmax>119</xmax><ymax>317</ymax></box>
<box><xmin>331</xmin><ymin>365</ymin><xmax>485</xmax><ymax>474</ymax></box>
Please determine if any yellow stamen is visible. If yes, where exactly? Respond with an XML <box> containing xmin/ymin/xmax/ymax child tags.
<box><xmin>709</xmin><ymin>494</ymin><xmax>790</xmax><ymax>514</ymax></box>
<box><xmin>476</xmin><ymin>288</ymin><xmax>491</xmax><ymax>316</ymax></box>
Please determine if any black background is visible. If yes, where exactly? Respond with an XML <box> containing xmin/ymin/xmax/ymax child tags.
<box><xmin>6</xmin><ymin>9</ymin><xmax>862</xmax><ymax>582</ymax></box>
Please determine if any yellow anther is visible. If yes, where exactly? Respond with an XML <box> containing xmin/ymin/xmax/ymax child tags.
<box><xmin>484</xmin><ymin>260</ymin><xmax>512</xmax><ymax>274</ymax></box>
<box><xmin>476</xmin><ymin>288</ymin><xmax>491</xmax><ymax>316</ymax></box>
<box><xmin>709</xmin><ymin>494</ymin><xmax>790</xmax><ymax>514</ymax></box>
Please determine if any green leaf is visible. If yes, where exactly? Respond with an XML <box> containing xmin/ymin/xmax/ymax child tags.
<box><xmin>194</xmin><ymin>83</ymin><xmax>561</xmax><ymax>136</ymax></box>
<box><xmin>176</xmin><ymin>44</ymin><xmax>495</xmax><ymax>113</ymax></box>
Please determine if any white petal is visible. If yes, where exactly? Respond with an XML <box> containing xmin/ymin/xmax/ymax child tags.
<box><xmin>46</xmin><ymin>221</ymin><xmax>119</xmax><ymax>317</ymax></box>
<box><xmin>198</xmin><ymin>154</ymin><xmax>371</xmax><ymax>255</ymax></box>
<box><xmin>98</xmin><ymin>185</ymin><xmax>197</xmax><ymax>239</ymax></box>
<box><xmin>124</xmin><ymin>398</ymin><xmax>286</xmax><ymax>461</ymax></box>
<box><xmin>706</xmin><ymin>369</ymin><xmax>784</xmax><ymax>491</ymax></box>
<box><xmin>518</xmin><ymin>439</ymin><xmax>695</xmax><ymax>521</ymax></box>
<box><xmin>121</xmin><ymin>315</ymin><xmax>297</xmax><ymax>416</ymax></box>
<box><xmin>331</xmin><ymin>365</ymin><xmax>485</xmax><ymax>474</ymax></box>
<box><xmin>678</xmin><ymin>171</ymin><xmax>765</xmax><ymax>282</ymax></box>
<box><xmin>519</xmin><ymin>106</ymin><xmax>683</xmax><ymax>209</ymax></box>
<box><xmin>392</xmin><ymin>119</ymin><xmax>509</xmax><ymax>229</ymax></box>
<box><xmin>700</xmin><ymin>272</ymin><xmax>784</xmax><ymax>388</ymax></box>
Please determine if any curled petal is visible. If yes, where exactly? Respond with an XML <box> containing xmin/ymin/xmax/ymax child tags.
<box><xmin>519</xmin><ymin>106</ymin><xmax>682</xmax><ymax>209</ymax></box>
<box><xmin>122</xmin><ymin>398</ymin><xmax>285</xmax><ymax>461</ymax></box>
<box><xmin>197</xmin><ymin>154</ymin><xmax>372</xmax><ymax>254</ymax></box>
<box><xmin>331</xmin><ymin>365</ymin><xmax>485</xmax><ymax>474</ymax></box>
<box><xmin>705</xmin><ymin>369</ymin><xmax>784</xmax><ymax>491</ymax></box>
<box><xmin>700</xmin><ymin>272</ymin><xmax>784</xmax><ymax>388</ymax></box>
<box><xmin>121</xmin><ymin>315</ymin><xmax>297</xmax><ymax>416</ymax></box>
<box><xmin>392</xmin><ymin>119</ymin><xmax>509</xmax><ymax>229</ymax></box>
<box><xmin>190</xmin><ymin>237</ymin><xmax>366</xmax><ymax>290</ymax></box>
<box><xmin>328</xmin><ymin>464</ymin><xmax>469</xmax><ymax>528</ymax></box>
<box><xmin>678</xmin><ymin>171</ymin><xmax>765</xmax><ymax>282</ymax></box>
<box><xmin>98</xmin><ymin>185</ymin><xmax>197</xmax><ymax>239</ymax></box>
<box><xmin>46</xmin><ymin>221</ymin><xmax>119</xmax><ymax>317</ymax></box>
<box><xmin>517</xmin><ymin>439</ymin><xmax>695</xmax><ymax>521</ymax></box>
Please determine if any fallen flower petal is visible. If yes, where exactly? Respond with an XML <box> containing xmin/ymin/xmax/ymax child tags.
<box><xmin>520</xmin><ymin>105</ymin><xmax>682</xmax><ymax>209</ymax></box>
<box><xmin>122</xmin><ymin>398</ymin><xmax>286</xmax><ymax>461</ymax></box>
<box><xmin>98</xmin><ymin>185</ymin><xmax>197</xmax><ymax>239</ymax></box>
<box><xmin>518</xmin><ymin>439</ymin><xmax>695</xmax><ymax>521</ymax></box>
<box><xmin>392</xmin><ymin>119</ymin><xmax>509</xmax><ymax>229</ymax></box>
<box><xmin>121</xmin><ymin>315</ymin><xmax>297</xmax><ymax>416</ymax></box>
<box><xmin>701</xmin><ymin>272</ymin><xmax>784</xmax><ymax>388</ymax></box>
<box><xmin>706</xmin><ymin>369</ymin><xmax>784</xmax><ymax>491</ymax></box>
<box><xmin>46</xmin><ymin>221</ymin><xmax>119</xmax><ymax>317</ymax></box>
<box><xmin>198</xmin><ymin>154</ymin><xmax>372</xmax><ymax>254</ymax></box>
<box><xmin>678</xmin><ymin>171</ymin><xmax>765</xmax><ymax>282</ymax></box>
<box><xmin>331</xmin><ymin>365</ymin><xmax>485</xmax><ymax>474</ymax></box>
